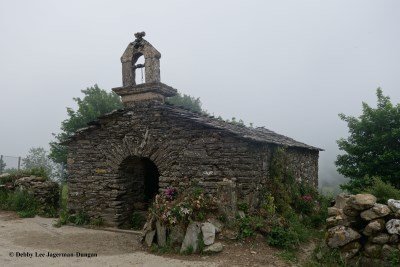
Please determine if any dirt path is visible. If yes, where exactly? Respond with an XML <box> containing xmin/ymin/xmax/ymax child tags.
<box><xmin>0</xmin><ymin>211</ymin><xmax>290</xmax><ymax>267</ymax></box>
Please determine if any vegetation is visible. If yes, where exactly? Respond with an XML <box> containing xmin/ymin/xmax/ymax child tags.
<box><xmin>363</xmin><ymin>176</ymin><xmax>400</xmax><ymax>204</ymax></box>
<box><xmin>0</xmin><ymin>189</ymin><xmax>38</xmax><ymax>218</ymax></box>
<box><xmin>49</xmin><ymin>85</ymin><xmax>123</xmax><ymax>164</ymax></box>
<box><xmin>22</xmin><ymin>147</ymin><xmax>54</xmax><ymax>178</ymax></box>
<box><xmin>131</xmin><ymin>211</ymin><xmax>146</xmax><ymax>230</ymax></box>
<box><xmin>337</xmin><ymin>88</ymin><xmax>400</xmax><ymax>192</ymax></box>
<box><xmin>234</xmin><ymin>148</ymin><xmax>330</xmax><ymax>262</ymax></box>
<box><xmin>166</xmin><ymin>92</ymin><xmax>203</xmax><ymax>113</ymax></box>
<box><xmin>0</xmin><ymin>157</ymin><xmax>6</xmax><ymax>173</ymax></box>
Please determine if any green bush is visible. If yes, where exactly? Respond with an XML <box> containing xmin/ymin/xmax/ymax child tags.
<box><xmin>73</xmin><ymin>211</ymin><xmax>90</xmax><ymax>225</ymax></box>
<box><xmin>364</xmin><ymin>177</ymin><xmax>400</xmax><ymax>203</ymax></box>
<box><xmin>3</xmin><ymin>189</ymin><xmax>38</xmax><ymax>218</ymax></box>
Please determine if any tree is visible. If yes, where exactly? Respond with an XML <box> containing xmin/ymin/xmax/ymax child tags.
<box><xmin>49</xmin><ymin>85</ymin><xmax>123</xmax><ymax>164</ymax></box>
<box><xmin>336</xmin><ymin>88</ymin><xmax>400</xmax><ymax>192</ymax></box>
<box><xmin>22</xmin><ymin>147</ymin><xmax>54</xmax><ymax>176</ymax></box>
<box><xmin>166</xmin><ymin>92</ymin><xmax>203</xmax><ymax>113</ymax></box>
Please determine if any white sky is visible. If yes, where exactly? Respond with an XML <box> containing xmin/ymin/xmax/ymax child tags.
<box><xmin>1</xmin><ymin>0</ymin><xmax>399</xmax><ymax>186</ymax></box>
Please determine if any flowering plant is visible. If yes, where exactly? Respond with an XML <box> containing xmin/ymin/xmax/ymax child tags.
<box><xmin>149</xmin><ymin>183</ymin><xmax>218</xmax><ymax>226</ymax></box>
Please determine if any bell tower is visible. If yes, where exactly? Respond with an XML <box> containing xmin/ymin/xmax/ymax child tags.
<box><xmin>112</xmin><ymin>32</ymin><xmax>177</xmax><ymax>107</ymax></box>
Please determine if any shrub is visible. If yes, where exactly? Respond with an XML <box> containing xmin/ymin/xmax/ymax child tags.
<box><xmin>5</xmin><ymin>189</ymin><xmax>38</xmax><ymax>218</ymax></box>
<box><xmin>91</xmin><ymin>217</ymin><xmax>105</xmax><ymax>227</ymax></box>
<box><xmin>364</xmin><ymin>177</ymin><xmax>400</xmax><ymax>203</ymax></box>
<box><xmin>73</xmin><ymin>211</ymin><xmax>90</xmax><ymax>225</ymax></box>
<box><xmin>238</xmin><ymin>215</ymin><xmax>264</xmax><ymax>239</ymax></box>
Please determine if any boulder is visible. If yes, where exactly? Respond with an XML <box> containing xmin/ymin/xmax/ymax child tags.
<box><xmin>334</xmin><ymin>193</ymin><xmax>350</xmax><ymax>209</ymax></box>
<box><xmin>388</xmin><ymin>199</ymin><xmax>400</xmax><ymax>216</ymax></box>
<box><xmin>348</xmin><ymin>194</ymin><xmax>376</xmax><ymax>211</ymax></box>
<box><xmin>328</xmin><ymin>207</ymin><xmax>342</xmax><ymax>217</ymax></box>
<box><xmin>144</xmin><ymin>230</ymin><xmax>156</xmax><ymax>247</ymax></box>
<box><xmin>204</xmin><ymin>242</ymin><xmax>223</xmax><ymax>253</ymax></box>
<box><xmin>363</xmin><ymin>219</ymin><xmax>385</xmax><ymax>236</ymax></box>
<box><xmin>386</xmin><ymin>219</ymin><xmax>400</xmax><ymax>235</ymax></box>
<box><xmin>360</xmin><ymin>203</ymin><xmax>391</xmax><ymax>221</ymax></box>
<box><xmin>207</xmin><ymin>218</ymin><xmax>223</xmax><ymax>233</ymax></box>
<box><xmin>326</xmin><ymin>215</ymin><xmax>348</xmax><ymax>228</ymax></box>
<box><xmin>156</xmin><ymin>221</ymin><xmax>166</xmax><ymax>247</ymax></box>
<box><xmin>364</xmin><ymin>243</ymin><xmax>382</xmax><ymax>258</ymax></box>
<box><xmin>389</xmin><ymin>234</ymin><xmax>399</xmax><ymax>244</ymax></box>
<box><xmin>371</xmin><ymin>233</ymin><xmax>390</xmax><ymax>244</ymax></box>
<box><xmin>340</xmin><ymin>241</ymin><xmax>361</xmax><ymax>259</ymax></box>
<box><xmin>343</xmin><ymin>204</ymin><xmax>360</xmax><ymax>217</ymax></box>
<box><xmin>326</xmin><ymin>226</ymin><xmax>361</xmax><ymax>248</ymax></box>
<box><xmin>180</xmin><ymin>222</ymin><xmax>201</xmax><ymax>253</ymax></box>
<box><xmin>201</xmin><ymin>222</ymin><xmax>216</xmax><ymax>245</ymax></box>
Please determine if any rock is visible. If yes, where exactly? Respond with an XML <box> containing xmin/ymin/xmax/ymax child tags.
<box><xmin>203</xmin><ymin>242</ymin><xmax>223</xmax><ymax>253</ymax></box>
<box><xmin>360</xmin><ymin>203</ymin><xmax>391</xmax><ymax>221</ymax></box>
<box><xmin>222</xmin><ymin>229</ymin><xmax>238</xmax><ymax>240</ymax></box>
<box><xmin>363</xmin><ymin>219</ymin><xmax>385</xmax><ymax>236</ymax></box>
<box><xmin>216</xmin><ymin>180</ymin><xmax>237</xmax><ymax>226</ymax></box>
<box><xmin>348</xmin><ymin>194</ymin><xmax>376</xmax><ymax>211</ymax></box>
<box><xmin>326</xmin><ymin>215</ymin><xmax>348</xmax><ymax>228</ymax></box>
<box><xmin>326</xmin><ymin>226</ymin><xmax>361</xmax><ymax>248</ymax></box>
<box><xmin>328</xmin><ymin>207</ymin><xmax>342</xmax><ymax>216</ymax></box>
<box><xmin>343</xmin><ymin>204</ymin><xmax>360</xmax><ymax>217</ymax></box>
<box><xmin>388</xmin><ymin>199</ymin><xmax>400</xmax><ymax>216</ymax></box>
<box><xmin>389</xmin><ymin>234</ymin><xmax>399</xmax><ymax>244</ymax></box>
<box><xmin>169</xmin><ymin>224</ymin><xmax>185</xmax><ymax>246</ymax></box>
<box><xmin>201</xmin><ymin>222</ymin><xmax>216</xmax><ymax>245</ymax></box>
<box><xmin>386</xmin><ymin>219</ymin><xmax>400</xmax><ymax>235</ymax></box>
<box><xmin>156</xmin><ymin>221</ymin><xmax>166</xmax><ymax>247</ymax></box>
<box><xmin>238</xmin><ymin>210</ymin><xmax>245</xmax><ymax>219</ymax></box>
<box><xmin>334</xmin><ymin>193</ymin><xmax>350</xmax><ymax>209</ymax></box>
<box><xmin>0</xmin><ymin>173</ymin><xmax>10</xmax><ymax>179</ymax></box>
<box><xmin>207</xmin><ymin>218</ymin><xmax>223</xmax><ymax>233</ymax></box>
<box><xmin>181</xmin><ymin>222</ymin><xmax>201</xmax><ymax>253</ymax></box>
<box><xmin>381</xmin><ymin>244</ymin><xmax>399</xmax><ymax>260</ymax></box>
<box><xmin>340</xmin><ymin>241</ymin><xmax>361</xmax><ymax>259</ymax></box>
<box><xmin>144</xmin><ymin>230</ymin><xmax>156</xmax><ymax>247</ymax></box>
<box><xmin>371</xmin><ymin>233</ymin><xmax>390</xmax><ymax>244</ymax></box>
<box><xmin>364</xmin><ymin>243</ymin><xmax>382</xmax><ymax>258</ymax></box>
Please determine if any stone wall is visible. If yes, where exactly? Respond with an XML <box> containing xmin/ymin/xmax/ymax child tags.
<box><xmin>66</xmin><ymin>103</ymin><xmax>319</xmax><ymax>227</ymax></box>
<box><xmin>326</xmin><ymin>193</ymin><xmax>400</xmax><ymax>265</ymax></box>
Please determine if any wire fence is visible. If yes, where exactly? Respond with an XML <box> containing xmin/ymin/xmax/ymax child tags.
<box><xmin>0</xmin><ymin>155</ymin><xmax>22</xmax><ymax>174</ymax></box>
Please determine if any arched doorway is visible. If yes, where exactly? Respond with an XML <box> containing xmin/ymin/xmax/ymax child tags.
<box><xmin>118</xmin><ymin>156</ymin><xmax>159</xmax><ymax>228</ymax></box>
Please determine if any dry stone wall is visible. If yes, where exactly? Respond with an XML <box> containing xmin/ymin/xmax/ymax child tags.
<box><xmin>326</xmin><ymin>193</ymin><xmax>400</xmax><ymax>265</ymax></box>
<box><xmin>66</xmin><ymin>102</ymin><xmax>319</xmax><ymax>227</ymax></box>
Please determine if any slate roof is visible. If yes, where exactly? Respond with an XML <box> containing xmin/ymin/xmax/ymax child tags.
<box><xmin>66</xmin><ymin>103</ymin><xmax>323</xmax><ymax>151</ymax></box>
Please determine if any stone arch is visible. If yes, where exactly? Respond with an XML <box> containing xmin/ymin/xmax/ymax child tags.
<box><xmin>117</xmin><ymin>155</ymin><xmax>159</xmax><ymax>227</ymax></box>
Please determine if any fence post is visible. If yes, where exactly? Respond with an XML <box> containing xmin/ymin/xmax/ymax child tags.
<box><xmin>18</xmin><ymin>157</ymin><xmax>21</xmax><ymax>171</ymax></box>
<box><xmin>0</xmin><ymin>155</ymin><xmax>3</xmax><ymax>174</ymax></box>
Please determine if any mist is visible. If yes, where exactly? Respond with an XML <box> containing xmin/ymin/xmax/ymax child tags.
<box><xmin>1</xmin><ymin>0</ymin><xmax>400</xmax><ymax>190</ymax></box>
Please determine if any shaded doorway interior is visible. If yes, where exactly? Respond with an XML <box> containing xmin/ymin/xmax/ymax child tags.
<box><xmin>118</xmin><ymin>156</ymin><xmax>159</xmax><ymax>228</ymax></box>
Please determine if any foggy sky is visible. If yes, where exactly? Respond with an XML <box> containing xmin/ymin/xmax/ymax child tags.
<box><xmin>1</xmin><ymin>0</ymin><xmax>400</xmax><ymax>187</ymax></box>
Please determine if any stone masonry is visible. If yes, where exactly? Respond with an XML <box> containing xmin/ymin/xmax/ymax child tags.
<box><xmin>64</xmin><ymin>33</ymin><xmax>322</xmax><ymax>227</ymax></box>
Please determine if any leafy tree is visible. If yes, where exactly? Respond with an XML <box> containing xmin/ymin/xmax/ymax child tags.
<box><xmin>166</xmin><ymin>92</ymin><xmax>203</xmax><ymax>113</ymax></box>
<box><xmin>336</xmin><ymin>88</ymin><xmax>400</xmax><ymax>192</ymax></box>
<box><xmin>22</xmin><ymin>147</ymin><xmax>54</xmax><ymax>177</ymax></box>
<box><xmin>49</xmin><ymin>85</ymin><xmax>123</xmax><ymax>164</ymax></box>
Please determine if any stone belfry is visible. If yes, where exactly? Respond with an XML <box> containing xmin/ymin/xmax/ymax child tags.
<box><xmin>112</xmin><ymin>32</ymin><xmax>177</xmax><ymax>107</ymax></box>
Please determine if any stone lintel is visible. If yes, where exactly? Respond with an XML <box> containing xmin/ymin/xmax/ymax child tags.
<box><xmin>112</xmin><ymin>82</ymin><xmax>177</xmax><ymax>107</ymax></box>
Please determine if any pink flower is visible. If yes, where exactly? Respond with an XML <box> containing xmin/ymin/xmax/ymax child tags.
<box><xmin>302</xmin><ymin>195</ymin><xmax>313</xmax><ymax>202</ymax></box>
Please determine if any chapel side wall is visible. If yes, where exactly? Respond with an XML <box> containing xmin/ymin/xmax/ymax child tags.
<box><xmin>286</xmin><ymin>147</ymin><xmax>319</xmax><ymax>188</ymax></box>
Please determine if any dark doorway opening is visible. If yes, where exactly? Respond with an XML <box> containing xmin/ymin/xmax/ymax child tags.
<box><xmin>118</xmin><ymin>156</ymin><xmax>159</xmax><ymax>228</ymax></box>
